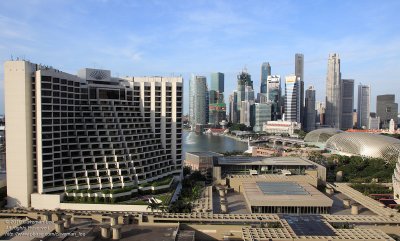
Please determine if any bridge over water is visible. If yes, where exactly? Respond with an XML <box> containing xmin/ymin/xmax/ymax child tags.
<box><xmin>250</xmin><ymin>136</ymin><xmax>305</xmax><ymax>147</ymax></box>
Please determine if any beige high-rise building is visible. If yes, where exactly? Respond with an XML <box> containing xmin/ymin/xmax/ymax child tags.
<box><xmin>4</xmin><ymin>60</ymin><xmax>183</xmax><ymax>208</ymax></box>
<box><xmin>325</xmin><ymin>53</ymin><xmax>342</xmax><ymax>129</ymax></box>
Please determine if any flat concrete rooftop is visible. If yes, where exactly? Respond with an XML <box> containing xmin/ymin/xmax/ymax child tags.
<box><xmin>242</xmin><ymin>181</ymin><xmax>333</xmax><ymax>207</ymax></box>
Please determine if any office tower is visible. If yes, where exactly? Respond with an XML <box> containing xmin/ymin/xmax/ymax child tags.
<box><xmin>240</xmin><ymin>101</ymin><xmax>251</xmax><ymax>127</ymax></box>
<box><xmin>266</xmin><ymin>75</ymin><xmax>281</xmax><ymax>120</ymax></box>
<box><xmin>377</xmin><ymin>94</ymin><xmax>398</xmax><ymax>129</ymax></box>
<box><xmin>4</xmin><ymin>60</ymin><xmax>183</xmax><ymax>208</ymax></box>
<box><xmin>205</xmin><ymin>87</ymin><xmax>209</xmax><ymax>124</ymax></box>
<box><xmin>266</xmin><ymin>75</ymin><xmax>281</xmax><ymax>103</ymax></box>
<box><xmin>260</xmin><ymin>62</ymin><xmax>271</xmax><ymax>94</ymax></box>
<box><xmin>210</xmin><ymin>72</ymin><xmax>224</xmax><ymax>93</ymax></box>
<box><xmin>209</xmin><ymin>73</ymin><xmax>226</xmax><ymax>126</ymax></box>
<box><xmin>368</xmin><ymin>116</ymin><xmax>380</xmax><ymax>130</ymax></box>
<box><xmin>236</xmin><ymin>70</ymin><xmax>253</xmax><ymax>108</ymax></box>
<box><xmin>304</xmin><ymin>86</ymin><xmax>316</xmax><ymax>132</ymax></box>
<box><xmin>236</xmin><ymin>70</ymin><xmax>253</xmax><ymax>124</ymax></box>
<box><xmin>253</xmin><ymin>103</ymin><xmax>273</xmax><ymax>132</ymax></box>
<box><xmin>189</xmin><ymin>75</ymin><xmax>207</xmax><ymax>127</ymax></box>
<box><xmin>229</xmin><ymin>93</ymin><xmax>234</xmax><ymax>123</ymax></box>
<box><xmin>325</xmin><ymin>53</ymin><xmax>342</xmax><ymax>129</ymax></box>
<box><xmin>295</xmin><ymin>54</ymin><xmax>305</xmax><ymax>126</ymax></box>
<box><xmin>284</xmin><ymin>74</ymin><xmax>301</xmax><ymax>123</ymax></box>
<box><xmin>240</xmin><ymin>85</ymin><xmax>255</xmax><ymax>126</ymax></box>
<box><xmin>229</xmin><ymin>92</ymin><xmax>239</xmax><ymax>123</ymax></box>
<box><xmin>279</xmin><ymin>95</ymin><xmax>285</xmax><ymax>118</ymax></box>
<box><xmin>316</xmin><ymin>101</ymin><xmax>326</xmax><ymax>125</ymax></box>
<box><xmin>295</xmin><ymin>54</ymin><xmax>304</xmax><ymax>82</ymax></box>
<box><xmin>357</xmin><ymin>84</ymin><xmax>370</xmax><ymax>129</ymax></box>
<box><xmin>208</xmin><ymin>103</ymin><xmax>226</xmax><ymax>126</ymax></box>
<box><xmin>341</xmin><ymin>79</ymin><xmax>354</xmax><ymax>130</ymax></box>
<box><xmin>258</xmin><ymin>93</ymin><xmax>268</xmax><ymax>104</ymax></box>
<box><xmin>209</xmin><ymin>90</ymin><xmax>217</xmax><ymax>104</ymax></box>
<box><xmin>352</xmin><ymin>109</ymin><xmax>357</xmax><ymax>128</ymax></box>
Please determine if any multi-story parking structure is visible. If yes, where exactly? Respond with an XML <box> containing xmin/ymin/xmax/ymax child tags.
<box><xmin>4</xmin><ymin>60</ymin><xmax>182</xmax><ymax>208</ymax></box>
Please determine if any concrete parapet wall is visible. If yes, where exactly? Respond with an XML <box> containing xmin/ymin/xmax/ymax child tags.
<box><xmin>31</xmin><ymin>193</ymin><xmax>153</xmax><ymax>212</ymax></box>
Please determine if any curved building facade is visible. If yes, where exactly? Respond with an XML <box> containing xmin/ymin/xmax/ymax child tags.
<box><xmin>304</xmin><ymin>128</ymin><xmax>343</xmax><ymax>144</ymax></box>
<box><xmin>394</xmin><ymin>158</ymin><xmax>400</xmax><ymax>202</ymax></box>
<box><xmin>325</xmin><ymin>132</ymin><xmax>400</xmax><ymax>161</ymax></box>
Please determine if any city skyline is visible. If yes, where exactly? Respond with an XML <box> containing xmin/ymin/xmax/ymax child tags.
<box><xmin>1</xmin><ymin>0</ymin><xmax>400</xmax><ymax>114</ymax></box>
<box><xmin>1</xmin><ymin>1</ymin><xmax>400</xmax><ymax>239</ymax></box>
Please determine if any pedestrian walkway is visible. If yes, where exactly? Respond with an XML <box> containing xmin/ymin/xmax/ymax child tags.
<box><xmin>328</xmin><ymin>183</ymin><xmax>400</xmax><ymax>218</ymax></box>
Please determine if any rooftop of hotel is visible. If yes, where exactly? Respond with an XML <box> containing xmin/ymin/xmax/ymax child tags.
<box><xmin>185</xmin><ymin>151</ymin><xmax>223</xmax><ymax>157</ymax></box>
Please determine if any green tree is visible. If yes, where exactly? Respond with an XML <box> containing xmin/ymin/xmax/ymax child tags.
<box><xmin>308</xmin><ymin>151</ymin><xmax>324</xmax><ymax>163</ymax></box>
<box><xmin>183</xmin><ymin>166</ymin><xmax>191</xmax><ymax>176</ymax></box>
<box><xmin>147</xmin><ymin>199</ymin><xmax>161</xmax><ymax>212</ymax></box>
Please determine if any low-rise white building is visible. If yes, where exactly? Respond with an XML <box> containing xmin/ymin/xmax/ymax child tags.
<box><xmin>263</xmin><ymin>120</ymin><xmax>301</xmax><ymax>136</ymax></box>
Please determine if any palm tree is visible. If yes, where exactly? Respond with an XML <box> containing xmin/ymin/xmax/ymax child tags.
<box><xmin>147</xmin><ymin>201</ymin><xmax>160</xmax><ymax>212</ymax></box>
<box><xmin>147</xmin><ymin>197</ymin><xmax>164</xmax><ymax>212</ymax></box>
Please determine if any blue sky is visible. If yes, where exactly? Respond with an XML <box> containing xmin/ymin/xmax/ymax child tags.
<box><xmin>1</xmin><ymin>0</ymin><xmax>400</xmax><ymax>114</ymax></box>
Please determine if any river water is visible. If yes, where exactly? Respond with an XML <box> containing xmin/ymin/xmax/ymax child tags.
<box><xmin>182</xmin><ymin>130</ymin><xmax>248</xmax><ymax>155</ymax></box>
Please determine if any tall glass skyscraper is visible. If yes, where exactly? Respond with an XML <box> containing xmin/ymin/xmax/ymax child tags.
<box><xmin>209</xmin><ymin>73</ymin><xmax>226</xmax><ymax>126</ymax></box>
<box><xmin>210</xmin><ymin>72</ymin><xmax>224</xmax><ymax>93</ymax></box>
<box><xmin>357</xmin><ymin>84</ymin><xmax>370</xmax><ymax>129</ymax></box>
<box><xmin>229</xmin><ymin>92</ymin><xmax>239</xmax><ymax>123</ymax></box>
<box><xmin>260</xmin><ymin>62</ymin><xmax>271</xmax><ymax>94</ymax></box>
<box><xmin>253</xmin><ymin>103</ymin><xmax>273</xmax><ymax>132</ymax></box>
<box><xmin>189</xmin><ymin>75</ymin><xmax>208</xmax><ymax>128</ymax></box>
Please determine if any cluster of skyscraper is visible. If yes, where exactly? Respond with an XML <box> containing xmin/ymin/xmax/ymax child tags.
<box><xmin>227</xmin><ymin>54</ymin><xmax>311</xmax><ymax>132</ymax></box>
<box><xmin>323</xmin><ymin>53</ymin><xmax>398</xmax><ymax>130</ymax></box>
<box><xmin>189</xmin><ymin>53</ymin><xmax>399</xmax><ymax>132</ymax></box>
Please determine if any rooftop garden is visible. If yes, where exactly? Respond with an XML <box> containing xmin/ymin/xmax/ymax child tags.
<box><xmin>139</xmin><ymin>175</ymin><xmax>174</xmax><ymax>188</ymax></box>
<box><xmin>169</xmin><ymin>170</ymin><xmax>206</xmax><ymax>213</ymax></box>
